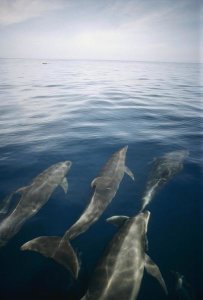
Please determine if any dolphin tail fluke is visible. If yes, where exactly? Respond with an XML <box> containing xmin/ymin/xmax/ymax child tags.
<box><xmin>0</xmin><ymin>187</ymin><xmax>26</xmax><ymax>215</ymax></box>
<box><xmin>145</xmin><ymin>254</ymin><xmax>168</xmax><ymax>295</ymax></box>
<box><xmin>21</xmin><ymin>236</ymin><xmax>79</xmax><ymax>279</ymax></box>
<box><xmin>0</xmin><ymin>193</ymin><xmax>14</xmax><ymax>214</ymax></box>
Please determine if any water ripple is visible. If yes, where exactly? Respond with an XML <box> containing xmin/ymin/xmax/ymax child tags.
<box><xmin>0</xmin><ymin>59</ymin><xmax>200</xmax><ymax>152</ymax></box>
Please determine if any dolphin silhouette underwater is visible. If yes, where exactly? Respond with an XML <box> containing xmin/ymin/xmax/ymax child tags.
<box><xmin>21</xmin><ymin>146</ymin><xmax>134</xmax><ymax>278</ymax></box>
<box><xmin>171</xmin><ymin>271</ymin><xmax>194</xmax><ymax>300</ymax></box>
<box><xmin>81</xmin><ymin>211</ymin><xmax>168</xmax><ymax>300</ymax></box>
<box><xmin>141</xmin><ymin>150</ymin><xmax>189</xmax><ymax>211</ymax></box>
<box><xmin>0</xmin><ymin>161</ymin><xmax>72</xmax><ymax>248</ymax></box>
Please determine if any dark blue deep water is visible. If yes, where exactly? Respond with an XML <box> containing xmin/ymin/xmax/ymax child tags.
<box><xmin>0</xmin><ymin>59</ymin><xmax>202</xmax><ymax>300</ymax></box>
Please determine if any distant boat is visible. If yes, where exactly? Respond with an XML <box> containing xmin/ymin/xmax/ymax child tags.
<box><xmin>42</xmin><ymin>62</ymin><xmax>48</xmax><ymax>64</ymax></box>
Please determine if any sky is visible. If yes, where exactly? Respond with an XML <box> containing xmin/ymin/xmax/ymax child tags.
<box><xmin>0</xmin><ymin>0</ymin><xmax>201</xmax><ymax>62</ymax></box>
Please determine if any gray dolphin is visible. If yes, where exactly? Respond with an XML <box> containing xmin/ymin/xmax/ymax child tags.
<box><xmin>141</xmin><ymin>150</ymin><xmax>189</xmax><ymax>211</ymax></box>
<box><xmin>172</xmin><ymin>271</ymin><xmax>193</xmax><ymax>300</ymax></box>
<box><xmin>21</xmin><ymin>146</ymin><xmax>134</xmax><ymax>278</ymax></box>
<box><xmin>0</xmin><ymin>161</ymin><xmax>71</xmax><ymax>248</ymax></box>
<box><xmin>174</xmin><ymin>271</ymin><xmax>185</xmax><ymax>291</ymax></box>
<box><xmin>81</xmin><ymin>211</ymin><xmax>168</xmax><ymax>300</ymax></box>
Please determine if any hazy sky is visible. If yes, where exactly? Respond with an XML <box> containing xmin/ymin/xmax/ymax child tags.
<box><xmin>0</xmin><ymin>0</ymin><xmax>201</xmax><ymax>62</ymax></box>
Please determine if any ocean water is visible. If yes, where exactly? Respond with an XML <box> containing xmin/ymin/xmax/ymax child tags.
<box><xmin>0</xmin><ymin>59</ymin><xmax>201</xmax><ymax>300</ymax></box>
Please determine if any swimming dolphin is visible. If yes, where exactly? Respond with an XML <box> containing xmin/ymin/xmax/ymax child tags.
<box><xmin>141</xmin><ymin>150</ymin><xmax>189</xmax><ymax>211</ymax></box>
<box><xmin>0</xmin><ymin>161</ymin><xmax>71</xmax><ymax>248</ymax></box>
<box><xmin>171</xmin><ymin>271</ymin><xmax>193</xmax><ymax>300</ymax></box>
<box><xmin>174</xmin><ymin>271</ymin><xmax>185</xmax><ymax>291</ymax></box>
<box><xmin>21</xmin><ymin>146</ymin><xmax>134</xmax><ymax>278</ymax></box>
<box><xmin>81</xmin><ymin>211</ymin><xmax>168</xmax><ymax>300</ymax></box>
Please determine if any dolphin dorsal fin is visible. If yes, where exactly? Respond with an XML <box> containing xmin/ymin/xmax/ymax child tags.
<box><xmin>60</xmin><ymin>177</ymin><xmax>68</xmax><ymax>194</ymax></box>
<box><xmin>145</xmin><ymin>254</ymin><xmax>168</xmax><ymax>295</ymax></box>
<box><xmin>106</xmin><ymin>216</ymin><xmax>129</xmax><ymax>227</ymax></box>
<box><xmin>125</xmin><ymin>166</ymin><xmax>135</xmax><ymax>180</ymax></box>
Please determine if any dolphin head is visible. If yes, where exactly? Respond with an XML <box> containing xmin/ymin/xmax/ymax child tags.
<box><xmin>59</xmin><ymin>161</ymin><xmax>72</xmax><ymax>174</ymax></box>
<box><xmin>117</xmin><ymin>146</ymin><xmax>128</xmax><ymax>159</ymax></box>
<box><xmin>133</xmin><ymin>210</ymin><xmax>151</xmax><ymax>235</ymax></box>
<box><xmin>64</xmin><ymin>161</ymin><xmax>72</xmax><ymax>168</ymax></box>
<box><xmin>165</xmin><ymin>150</ymin><xmax>189</xmax><ymax>162</ymax></box>
<box><xmin>55</xmin><ymin>161</ymin><xmax>72</xmax><ymax>173</ymax></box>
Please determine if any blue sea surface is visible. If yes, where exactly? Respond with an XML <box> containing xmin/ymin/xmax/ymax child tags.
<box><xmin>0</xmin><ymin>59</ymin><xmax>202</xmax><ymax>300</ymax></box>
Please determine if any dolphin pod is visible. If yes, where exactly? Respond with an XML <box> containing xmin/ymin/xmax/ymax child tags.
<box><xmin>0</xmin><ymin>147</ymin><xmax>189</xmax><ymax>299</ymax></box>
<box><xmin>81</xmin><ymin>211</ymin><xmax>167</xmax><ymax>300</ymax></box>
<box><xmin>21</xmin><ymin>146</ymin><xmax>135</xmax><ymax>278</ymax></box>
<box><xmin>0</xmin><ymin>161</ymin><xmax>72</xmax><ymax>248</ymax></box>
<box><xmin>141</xmin><ymin>150</ymin><xmax>189</xmax><ymax>211</ymax></box>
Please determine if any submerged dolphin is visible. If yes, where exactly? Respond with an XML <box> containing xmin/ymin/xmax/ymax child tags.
<box><xmin>171</xmin><ymin>271</ymin><xmax>193</xmax><ymax>300</ymax></box>
<box><xmin>141</xmin><ymin>150</ymin><xmax>189</xmax><ymax>211</ymax></box>
<box><xmin>81</xmin><ymin>211</ymin><xmax>168</xmax><ymax>300</ymax></box>
<box><xmin>0</xmin><ymin>161</ymin><xmax>71</xmax><ymax>248</ymax></box>
<box><xmin>21</xmin><ymin>146</ymin><xmax>134</xmax><ymax>278</ymax></box>
<box><xmin>174</xmin><ymin>272</ymin><xmax>185</xmax><ymax>291</ymax></box>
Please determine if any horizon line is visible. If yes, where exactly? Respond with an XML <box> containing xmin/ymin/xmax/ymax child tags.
<box><xmin>0</xmin><ymin>57</ymin><xmax>201</xmax><ymax>64</ymax></box>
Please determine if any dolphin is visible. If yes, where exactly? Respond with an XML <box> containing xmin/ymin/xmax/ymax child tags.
<box><xmin>21</xmin><ymin>146</ymin><xmax>134</xmax><ymax>278</ymax></box>
<box><xmin>171</xmin><ymin>271</ymin><xmax>193</xmax><ymax>300</ymax></box>
<box><xmin>0</xmin><ymin>161</ymin><xmax>71</xmax><ymax>248</ymax></box>
<box><xmin>141</xmin><ymin>150</ymin><xmax>189</xmax><ymax>211</ymax></box>
<box><xmin>81</xmin><ymin>211</ymin><xmax>168</xmax><ymax>300</ymax></box>
<box><xmin>174</xmin><ymin>271</ymin><xmax>185</xmax><ymax>291</ymax></box>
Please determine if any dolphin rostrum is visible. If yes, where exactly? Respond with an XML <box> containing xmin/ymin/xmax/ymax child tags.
<box><xmin>0</xmin><ymin>161</ymin><xmax>72</xmax><ymax>248</ymax></box>
<box><xmin>141</xmin><ymin>150</ymin><xmax>189</xmax><ymax>211</ymax></box>
<box><xmin>81</xmin><ymin>211</ymin><xmax>168</xmax><ymax>300</ymax></box>
<box><xmin>21</xmin><ymin>146</ymin><xmax>134</xmax><ymax>278</ymax></box>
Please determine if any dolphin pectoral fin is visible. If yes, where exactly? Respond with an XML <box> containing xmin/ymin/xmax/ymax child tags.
<box><xmin>125</xmin><ymin>166</ymin><xmax>135</xmax><ymax>180</ymax></box>
<box><xmin>60</xmin><ymin>177</ymin><xmax>68</xmax><ymax>194</ymax></box>
<box><xmin>145</xmin><ymin>254</ymin><xmax>168</xmax><ymax>295</ymax></box>
<box><xmin>106</xmin><ymin>216</ymin><xmax>129</xmax><ymax>227</ymax></box>
<box><xmin>21</xmin><ymin>236</ymin><xmax>79</xmax><ymax>279</ymax></box>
